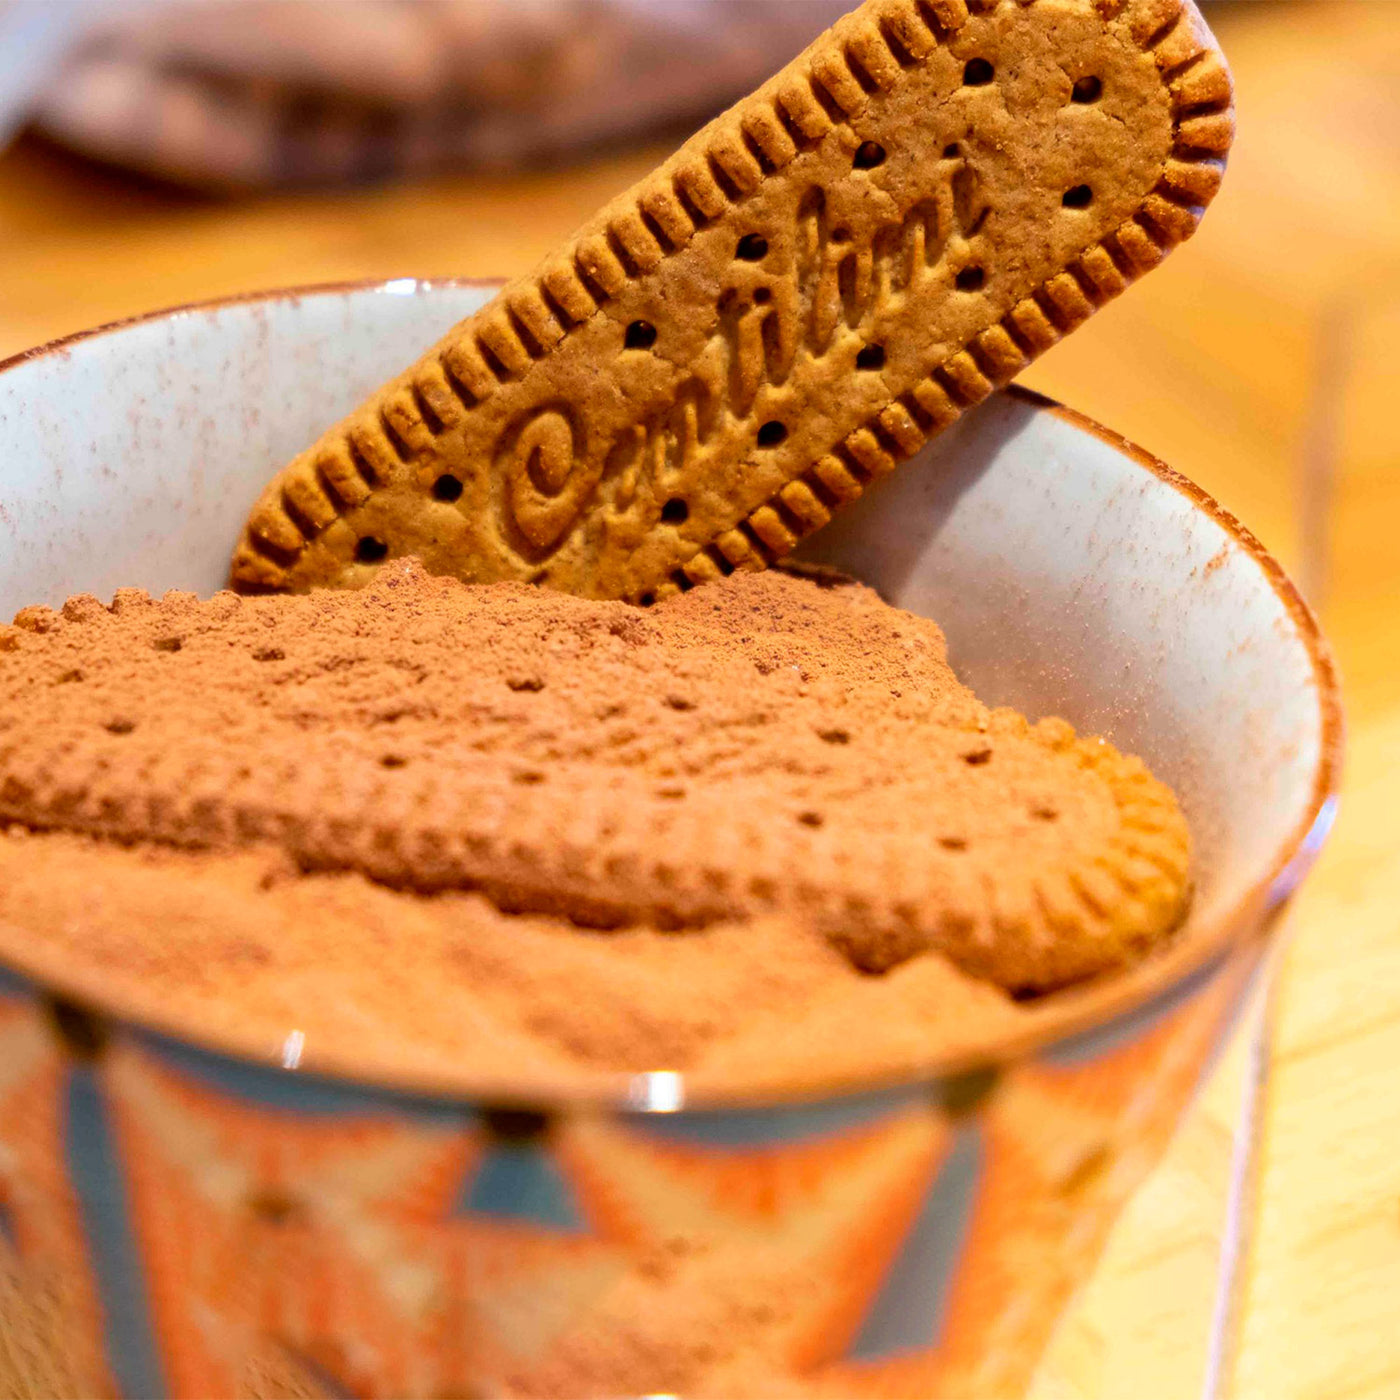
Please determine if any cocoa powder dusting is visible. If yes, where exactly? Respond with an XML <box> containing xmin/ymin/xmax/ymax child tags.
<box><xmin>0</xmin><ymin>561</ymin><xmax>1190</xmax><ymax>1093</ymax></box>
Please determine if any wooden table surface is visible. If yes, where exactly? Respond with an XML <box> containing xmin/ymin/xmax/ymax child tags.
<box><xmin>1</xmin><ymin>3</ymin><xmax>1396</xmax><ymax>1396</ymax></box>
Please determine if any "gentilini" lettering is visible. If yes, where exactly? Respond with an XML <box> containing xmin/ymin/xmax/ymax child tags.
<box><xmin>498</xmin><ymin>155</ymin><xmax>987</xmax><ymax>560</ymax></box>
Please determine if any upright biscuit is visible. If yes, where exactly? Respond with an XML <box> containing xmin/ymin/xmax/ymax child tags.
<box><xmin>229</xmin><ymin>0</ymin><xmax>1232</xmax><ymax>603</ymax></box>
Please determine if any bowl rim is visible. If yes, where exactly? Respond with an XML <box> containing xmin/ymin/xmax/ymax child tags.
<box><xmin>0</xmin><ymin>277</ymin><xmax>1345</xmax><ymax>1111</ymax></box>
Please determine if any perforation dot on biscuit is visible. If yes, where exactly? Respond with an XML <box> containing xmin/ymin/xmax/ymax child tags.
<box><xmin>962</xmin><ymin>59</ymin><xmax>994</xmax><ymax>86</ymax></box>
<box><xmin>735</xmin><ymin>234</ymin><xmax>768</xmax><ymax>262</ymax></box>
<box><xmin>624</xmin><ymin>320</ymin><xmax>657</xmax><ymax>350</ymax></box>
<box><xmin>1062</xmin><ymin>184</ymin><xmax>1093</xmax><ymax>209</ymax></box>
<box><xmin>1071</xmin><ymin>76</ymin><xmax>1103</xmax><ymax>104</ymax></box>
<box><xmin>955</xmin><ymin>266</ymin><xmax>986</xmax><ymax>292</ymax></box>
<box><xmin>661</xmin><ymin>497</ymin><xmax>689</xmax><ymax>525</ymax></box>
<box><xmin>853</xmin><ymin>141</ymin><xmax>886</xmax><ymax>170</ymax></box>
<box><xmin>432</xmin><ymin>473</ymin><xmax>464</xmax><ymax>502</ymax></box>
<box><xmin>756</xmin><ymin>421</ymin><xmax>788</xmax><ymax>448</ymax></box>
<box><xmin>355</xmin><ymin>536</ymin><xmax>388</xmax><ymax>564</ymax></box>
<box><xmin>855</xmin><ymin>344</ymin><xmax>885</xmax><ymax>371</ymax></box>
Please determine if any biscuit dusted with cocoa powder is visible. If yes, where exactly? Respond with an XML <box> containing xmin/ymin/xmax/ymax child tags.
<box><xmin>229</xmin><ymin>0</ymin><xmax>1231</xmax><ymax>603</ymax></box>
<box><xmin>0</xmin><ymin>562</ymin><xmax>1188</xmax><ymax>991</ymax></box>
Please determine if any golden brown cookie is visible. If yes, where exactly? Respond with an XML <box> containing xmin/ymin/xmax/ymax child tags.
<box><xmin>228</xmin><ymin>0</ymin><xmax>1232</xmax><ymax>603</ymax></box>
<box><xmin>0</xmin><ymin>564</ymin><xmax>1189</xmax><ymax>991</ymax></box>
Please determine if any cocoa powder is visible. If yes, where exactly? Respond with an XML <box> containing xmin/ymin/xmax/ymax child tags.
<box><xmin>0</xmin><ymin>563</ymin><xmax>1189</xmax><ymax>1091</ymax></box>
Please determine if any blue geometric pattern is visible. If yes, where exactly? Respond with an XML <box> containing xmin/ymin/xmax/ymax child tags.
<box><xmin>65</xmin><ymin>1062</ymin><xmax>167</xmax><ymax>1400</ymax></box>
<box><xmin>848</xmin><ymin>1125</ymin><xmax>984</xmax><ymax>1361</ymax></box>
<box><xmin>457</xmin><ymin>1140</ymin><xmax>587</xmax><ymax>1231</ymax></box>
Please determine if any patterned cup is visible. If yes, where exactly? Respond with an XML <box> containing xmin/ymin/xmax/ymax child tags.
<box><xmin>0</xmin><ymin>281</ymin><xmax>1340</xmax><ymax>1398</ymax></box>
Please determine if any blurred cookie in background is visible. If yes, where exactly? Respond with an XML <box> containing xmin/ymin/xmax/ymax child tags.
<box><xmin>4</xmin><ymin>0</ymin><xmax>849</xmax><ymax>189</ymax></box>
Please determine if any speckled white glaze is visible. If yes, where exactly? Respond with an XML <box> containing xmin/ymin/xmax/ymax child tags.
<box><xmin>795</xmin><ymin>392</ymin><xmax>1334</xmax><ymax>958</ymax></box>
<box><xmin>0</xmin><ymin>279</ymin><xmax>1339</xmax><ymax>1091</ymax></box>
<box><xmin>0</xmin><ymin>279</ymin><xmax>494</xmax><ymax>608</ymax></box>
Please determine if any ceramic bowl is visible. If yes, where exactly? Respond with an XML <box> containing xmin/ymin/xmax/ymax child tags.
<box><xmin>0</xmin><ymin>281</ymin><xmax>1340</xmax><ymax>1399</ymax></box>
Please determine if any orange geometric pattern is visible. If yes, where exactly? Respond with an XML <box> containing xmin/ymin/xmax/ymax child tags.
<box><xmin>814</xmin><ymin>956</ymin><xmax>1255</xmax><ymax>1398</ymax></box>
<box><xmin>0</xmin><ymin>993</ymin><xmax>114</xmax><ymax>1399</ymax></box>
<box><xmin>34</xmin><ymin>954</ymin><xmax>1253</xmax><ymax>1399</ymax></box>
<box><xmin>427</xmin><ymin>1219</ymin><xmax>627</xmax><ymax>1394</ymax></box>
<box><xmin>554</xmin><ymin>1106</ymin><xmax>951</xmax><ymax>1375</ymax></box>
<box><xmin>102</xmin><ymin>1039</ymin><xmax>485</xmax><ymax>1398</ymax></box>
<box><xmin>104</xmin><ymin>1036</ymin><xmax>956</xmax><ymax>1398</ymax></box>
<box><xmin>101</xmin><ymin>1039</ymin><xmax>640</xmax><ymax>1399</ymax></box>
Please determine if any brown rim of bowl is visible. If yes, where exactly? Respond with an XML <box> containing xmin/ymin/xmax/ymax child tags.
<box><xmin>0</xmin><ymin>279</ymin><xmax>1345</xmax><ymax>1111</ymax></box>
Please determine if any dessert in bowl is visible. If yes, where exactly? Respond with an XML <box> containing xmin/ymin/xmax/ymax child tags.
<box><xmin>0</xmin><ymin>280</ymin><xmax>1338</xmax><ymax>1398</ymax></box>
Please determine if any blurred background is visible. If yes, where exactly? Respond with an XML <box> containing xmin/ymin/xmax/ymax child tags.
<box><xmin>0</xmin><ymin>3</ymin><xmax>1396</xmax><ymax>1398</ymax></box>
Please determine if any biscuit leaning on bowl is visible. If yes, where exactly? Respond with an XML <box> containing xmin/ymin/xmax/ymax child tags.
<box><xmin>229</xmin><ymin>0</ymin><xmax>1232</xmax><ymax>602</ymax></box>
